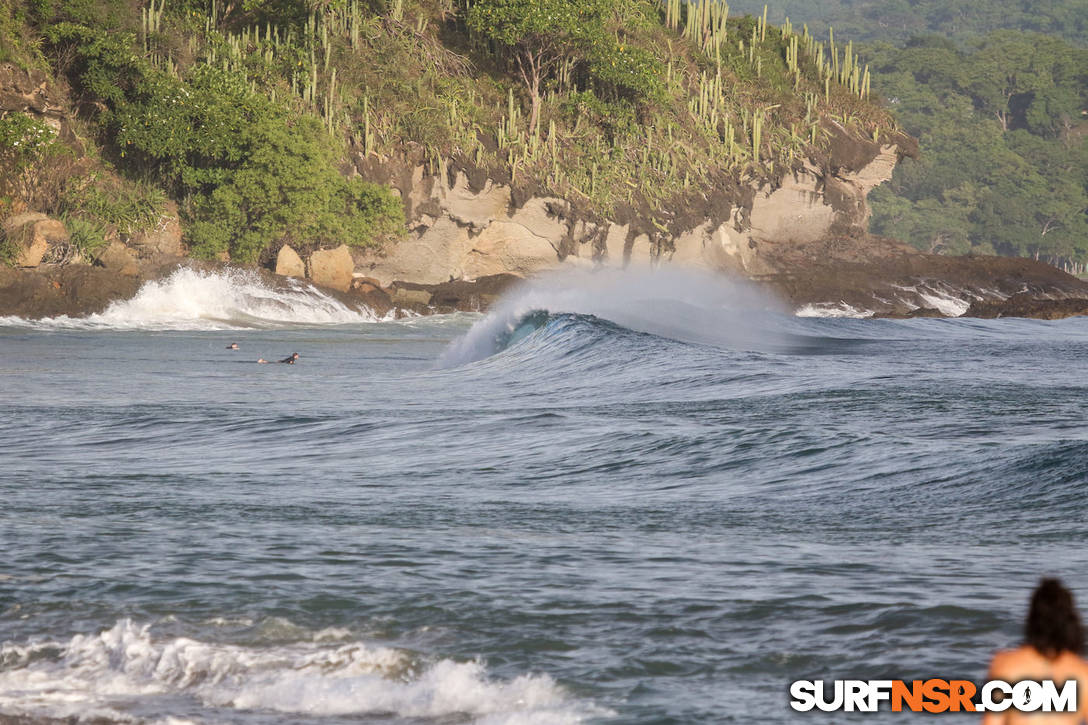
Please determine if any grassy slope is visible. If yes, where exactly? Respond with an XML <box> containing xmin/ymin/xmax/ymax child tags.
<box><xmin>1</xmin><ymin>0</ymin><xmax>902</xmax><ymax>260</ymax></box>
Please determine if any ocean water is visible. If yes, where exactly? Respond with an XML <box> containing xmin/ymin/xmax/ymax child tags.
<box><xmin>2</xmin><ymin>266</ymin><xmax>1087</xmax><ymax>724</ymax></box>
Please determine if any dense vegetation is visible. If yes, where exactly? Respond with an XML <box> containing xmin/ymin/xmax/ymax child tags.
<box><xmin>0</xmin><ymin>0</ymin><xmax>895</xmax><ymax>263</ymax></box>
<box><xmin>726</xmin><ymin>0</ymin><xmax>1088</xmax><ymax>270</ymax></box>
<box><xmin>2</xmin><ymin>0</ymin><xmax>1084</xmax><ymax>270</ymax></box>
<box><xmin>1</xmin><ymin>0</ymin><xmax>407</xmax><ymax>263</ymax></box>
<box><xmin>727</xmin><ymin>0</ymin><xmax>1087</xmax><ymax>48</ymax></box>
<box><xmin>865</xmin><ymin>33</ymin><xmax>1088</xmax><ymax>270</ymax></box>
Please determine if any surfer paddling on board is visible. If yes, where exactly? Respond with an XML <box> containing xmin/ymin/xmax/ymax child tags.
<box><xmin>226</xmin><ymin>343</ymin><xmax>239</xmax><ymax>350</ymax></box>
<box><xmin>983</xmin><ymin>578</ymin><xmax>1088</xmax><ymax>724</ymax></box>
<box><xmin>257</xmin><ymin>353</ymin><xmax>299</xmax><ymax>364</ymax></box>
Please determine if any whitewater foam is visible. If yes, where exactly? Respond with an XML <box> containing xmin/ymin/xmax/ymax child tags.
<box><xmin>438</xmin><ymin>266</ymin><xmax>788</xmax><ymax>366</ymax></box>
<box><xmin>794</xmin><ymin>302</ymin><xmax>875</xmax><ymax>318</ymax></box>
<box><xmin>0</xmin><ymin>620</ymin><xmax>605</xmax><ymax>723</ymax></box>
<box><xmin>892</xmin><ymin>282</ymin><xmax>972</xmax><ymax>317</ymax></box>
<box><xmin>0</xmin><ymin>267</ymin><xmax>381</xmax><ymax>331</ymax></box>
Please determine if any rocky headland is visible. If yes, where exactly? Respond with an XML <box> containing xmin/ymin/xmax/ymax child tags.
<box><xmin>3</xmin><ymin>108</ymin><xmax>1086</xmax><ymax>322</ymax></box>
<box><xmin>2</xmin><ymin>23</ymin><xmax>1085</xmax><ymax>323</ymax></box>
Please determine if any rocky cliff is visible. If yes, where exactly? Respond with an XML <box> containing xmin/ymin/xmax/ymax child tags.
<box><xmin>354</xmin><ymin>122</ymin><xmax>910</xmax><ymax>284</ymax></box>
<box><xmin>343</xmin><ymin>126</ymin><xmax>1088</xmax><ymax>317</ymax></box>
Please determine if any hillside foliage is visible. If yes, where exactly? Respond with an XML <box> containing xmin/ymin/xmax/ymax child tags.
<box><xmin>864</xmin><ymin>33</ymin><xmax>1088</xmax><ymax>270</ymax></box>
<box><xmin>727</xmin><ymin>0</ymin><xmax>1087</xmax><ymax>48</ymax></box>
<box><xmin>3</xmin><ymin>0</ymin><xmax>1084</xmax><ymax>269</ymax></box>
<box><xmin>2</xmin><ymin>0</ymin><xmax>897</xmax><ymax>262</ymax></box>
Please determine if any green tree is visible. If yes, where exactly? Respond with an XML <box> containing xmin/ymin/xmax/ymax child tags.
<box><xmin>48</xmin><ymin>25</ymin><xmax>403</xmax><ymax>263</ymax></box>
<box><xmin>868</xmin><ymin>29</ymin><xmax>1088</xmax><ymax>268</ymax></box>
<box><xmin>466</xmin><ymin>0</ymin><xmax>613</xmax><ymax>135</ymax></box>
<box><xmin>967</xmin><ymin>32</ymin><xmax>1044</xmax><ymax>131</ymax></box>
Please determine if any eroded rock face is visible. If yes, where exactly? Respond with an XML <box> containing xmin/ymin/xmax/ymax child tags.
<box><xmin>0</xmin><ymin>264</ymin><xmax>142</xmax><ymax>317</ymax></box>
<box><xmin>275</xmin><ymin>244</ymin><xmax>305</xmax><ymax>278</ymax></box>
<box><xmin>0</xmin><ymin>63</ymin><xmax>66</xmax><ymax>120</ymax></box>
<box><xmin>355</xmin><ymin>173</ymin><xmax>572</xmax><ymax>286</ymax></box>
<box><xmin>358</xmin><ymin>131</ymin><xmax>907</xmax><ymax>287</ymax></box>
<box><xmin>3</xmin><ymin>213</ymin><xmax>70</xmax><ymax>267</ymax></box>
<box><xmin>309</xmin><ymin>245</ymin><xmax>353</xmax><ymax>291</ymax></box>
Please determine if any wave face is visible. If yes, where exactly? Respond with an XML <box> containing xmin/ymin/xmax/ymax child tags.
<box><xmin>438</xmin><ymin>266</ymin><xmax>788</xmax><ymax>367</ymax></box>
<box><xmin>0</xmin><ymin>267</ymin><xmax>378</xmax><ymax>331</ymax></box>
<box><xmin>0</xmin><ymin>619</ymin><xmax>599</xmax><ymax>724</ymax></box>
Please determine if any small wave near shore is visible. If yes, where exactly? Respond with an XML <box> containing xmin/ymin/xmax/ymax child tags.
<box><xmin>0</xmin><ymin>619</ymin><xmax>602</xmax><ymax>724</ymax></box>
<box><xmin>0</xmin><ymin>267</ymin><xmax>379</xmax><ymax>331</ymax></box>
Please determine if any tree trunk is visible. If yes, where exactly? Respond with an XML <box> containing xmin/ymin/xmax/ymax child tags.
<box><xmin>515</xmin><ymin>50</ymin><xmax>543</xmax><ymax>139</ymax></box>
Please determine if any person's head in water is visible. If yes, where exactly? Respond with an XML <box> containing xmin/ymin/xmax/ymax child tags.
<box><xmin>226</xmin><ymin>343</ymin><xmax>239</xmax><ymax>350</ymax></box>
<box><xmin>1026</xmin><ymin>578</ymin><xmax>1084</xmax><ymax>658</ymax></box>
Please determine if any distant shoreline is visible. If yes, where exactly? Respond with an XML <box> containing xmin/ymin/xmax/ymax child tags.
<box><xmin>4</xmin><ymin>252</ymin><xmax>1088</xmax><ymax>322</ymax></box>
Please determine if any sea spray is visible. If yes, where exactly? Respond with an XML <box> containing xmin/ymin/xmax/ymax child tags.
<box><xmin>438</xmin><ymin>266</ymin><xmax>789</xmax><ymax>367</ymax></box>
<box><xmin>0</xmin><ymin>267</ymin><xmax>380</xmax><ymax>331</ymax></box>
<box><xmin>0</xmin><ymin>619</ymin><xmax>606</xmax><ymax>723</ymax></box>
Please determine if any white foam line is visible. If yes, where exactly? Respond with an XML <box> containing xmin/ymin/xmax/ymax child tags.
<box><xmin>0</xmin><ymin>620</ymin><xmax>609</xmax><ymax>724</ymax></box>
<box><xmin>0</xmin><ymin>268</ymin><xmax>379</xmax><ymax>331</ymax></box>
<box><xmin>794</xmin><ymin>302</ymin><xmax>874</xmax><ymax>318</ymax></box>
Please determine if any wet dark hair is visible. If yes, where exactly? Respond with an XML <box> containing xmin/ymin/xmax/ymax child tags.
<box><xmin>1026</xmin><ymin>578</ymin><xmax>1084</xmax><ymax>657</ymax></box>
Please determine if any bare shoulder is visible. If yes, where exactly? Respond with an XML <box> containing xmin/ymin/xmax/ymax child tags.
<box><xmin>1058</xmin><ymin>652</ymin><xmax>1088</xmax><ymax>678</ymax></box>
<box><xmin>989</xmin><ymin>647</ymin><xmax>1035</xmax><ymax>673</ymax></box>
<box><xmin>987</xmin><ymin>646</ymin><xmax>1051</xmax><ymax>681</ymax></box>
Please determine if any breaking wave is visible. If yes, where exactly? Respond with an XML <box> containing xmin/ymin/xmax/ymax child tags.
<box><xmin>437</xmin><ymin>266</ymin><xmax>788</xmax><ymax>367</ymax></box>
<box><xmin>0</xmin><ymin>619</ymin><xmax>603</xmax><ymax>724</ymax></box>
<box><xmin>0</xmin><ymin>267</ymin><xmax>379</xmax><ymax>331</ymax></box>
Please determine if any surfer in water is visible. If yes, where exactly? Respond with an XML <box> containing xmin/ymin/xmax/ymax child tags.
<box><xmin>226</xmin><ymin>343</ymin><xmax>239</xmax><ymax>350</ymax></box>
<box><xmin>257</xmin><ymin>353</ymin><xmax>299</xmax><ymax>364</ymax></box>
<box><xmin>983</xmin><ymin>578</ymin><xmax>1088</xmax><ymax>724</ymax></box>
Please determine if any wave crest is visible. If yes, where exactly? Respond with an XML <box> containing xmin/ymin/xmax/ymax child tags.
<box><xmin>438</xmin><ymin>266</ymin><xmax>787</xmax><ymax>367</ymax></box>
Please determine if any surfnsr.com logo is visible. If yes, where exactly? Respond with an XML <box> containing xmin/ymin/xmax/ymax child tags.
<box><xmin>790</xmin><ymin>679</ymin><xmax>1077</xmax><ymax>713</ymax></box>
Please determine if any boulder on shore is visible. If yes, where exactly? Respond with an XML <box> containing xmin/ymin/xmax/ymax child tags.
<box><xmin>3</xmin><ymin>212</ymin><xmax>69</xmax><ymax>268</ymax></box>
<box><xmin>130</xmin><ymin>201</ymin><xmax>183</xmax><ymax>258</ymax></box>
<box><xmin>94</xmin><ymin>240</ymin><xmax>140</xmax><ymax>276</ymax></box>
<box><xmin>275</xmin><ymin>244</ymin><xmax>305</xmax><ymax>278</ymax></box>
<box><xmin>308</xmin><ymin>245</ymin><xmax>353</xmax><ymax>292</ymax></box>
<box><xmin>349</xmin><ymin>277</ymin><xmax>393</xmax><ymax>317</ymax></box>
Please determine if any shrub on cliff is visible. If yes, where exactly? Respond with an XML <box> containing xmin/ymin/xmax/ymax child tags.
<box><xmin>465</xmin><ymin>0</ymin><xmax>664</xmax><ymax>133</ymax></box>
<box><xmin>180</xmin><ymin>103</ymin><xmax>403</xmax><ymax>262</ymax></box>
<box><xmin>0</xmin><ymin>110</ymin><xmax>76</xmax><ymax>220</ymax></box>
<box><xmin>46</xmin><ymin>25</ymin><xmax>403</xmax><ymax>263</ymax></box>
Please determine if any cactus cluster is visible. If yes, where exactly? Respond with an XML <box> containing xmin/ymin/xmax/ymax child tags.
<box><xmin>679</xmin><ymin>0</ymin><xmax>731</xmax><ymax>58</ymax></box>
<box><xmin>654</xmin><ymin>1</ymin><xmax>886</xmax><ymax>173</ymax></box>
<box><xmin>128</xmin><ymin>0</ymin><xmax>896</xmax><ymax>225</ymax></box>
<box><xmin>141</xmin><ymin>0</ymin><xmax>165</xmax><ymax>52</ymax></box>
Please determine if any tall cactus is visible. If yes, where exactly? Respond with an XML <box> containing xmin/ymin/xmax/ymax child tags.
<box><xmin>751</xmin><ymin>110</ymin><xmax>762</xmax><ymax>164</ymax></box>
